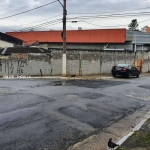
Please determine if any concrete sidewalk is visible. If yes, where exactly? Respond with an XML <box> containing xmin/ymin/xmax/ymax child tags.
<box><xmin>116</xmin><ymin>118</ymin><xmax>150</xmax><ymax>150</ymax></box>
<box><xmin>67</xmin><ymin>110</ymin><xmax>150</xmax><ymax>150</ymax></box>
<box><xmin>2</xmin><ymin>72</ymin><xmax>150</xmax><ymax>80</ymax></box>
<box><xmin>1</xmin><ymin>74</ymin><xmax>113</xmax><ymax>80</ymax></box>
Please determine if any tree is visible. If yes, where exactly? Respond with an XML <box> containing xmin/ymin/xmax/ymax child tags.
<box><xmin>128</xmin><ymin>19</ymin><xmax>139</xmax><ymax>31</ymax></box>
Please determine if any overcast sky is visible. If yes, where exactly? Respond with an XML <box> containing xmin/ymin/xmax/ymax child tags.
<box><xmin>1</xmin><ymin>0</ymin><xmax>150</xmax><ymax>33</ymax></box>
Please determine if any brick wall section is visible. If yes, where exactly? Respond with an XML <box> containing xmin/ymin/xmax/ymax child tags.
<box><xmin>0</xmin><ymin>51</ymin><xmax>149</xmax><ymax>77</ymax></box>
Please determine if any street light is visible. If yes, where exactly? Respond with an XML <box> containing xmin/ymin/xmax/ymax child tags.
<box><xmin>57</xmin><ymin>0</ymin><xmax>67</xmax><ymax>76</ymax></box>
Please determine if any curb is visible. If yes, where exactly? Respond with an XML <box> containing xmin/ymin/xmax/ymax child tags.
<box><xmin>1</xmin><ymin>76</ymin><xmax>113</xmax><ymax>80</ymax></box>
<box><xmin>115</xmin><ymin>111</ymin><xmax>150</xmax><ymax>149</ymax></box>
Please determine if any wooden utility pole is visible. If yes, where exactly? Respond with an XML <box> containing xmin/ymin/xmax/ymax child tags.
<box><xmin>63</xmin><ymin>0</ymin><xmax>66</xmax><ymax>54</ymax></box>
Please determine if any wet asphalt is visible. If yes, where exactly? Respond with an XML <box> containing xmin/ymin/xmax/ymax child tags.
<box><xmin>0</xmin><ymin>76</ymin><xmax>150</xmax><ymax>150</ymax></box>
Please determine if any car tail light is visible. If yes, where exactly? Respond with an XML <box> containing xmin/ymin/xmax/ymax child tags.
<box><xmin>123</xmin><ymin>68</ymin><xmax>127</xmax><ymax>71</ymax></box>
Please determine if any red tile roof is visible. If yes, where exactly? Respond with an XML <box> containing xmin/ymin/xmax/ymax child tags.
<box><xmin>7</xmin><ymin>29</ymin><xmax>126</xmax><ymax>44</ymax></box>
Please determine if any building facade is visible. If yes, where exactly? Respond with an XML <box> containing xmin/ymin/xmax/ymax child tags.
<box><xmin>0</xmin><ymin>32</ymin><xmax>23</xmax><ymax>48</ymax></box>
<box><xmin>141</xmin><ymin>26</ymin><xmax>150</xmax><ymax>33</ymax></box>
<box><xmin>7</xmin><ymin>29</ymin><xmax>127</xmax><ymax>51</ymax></box>
<box><xmin>5</xmin><ymin>29</ymin><xmax>150</xmax><ymax>76</ymax></box>
<box><xmin>6</xmin><ymin>29</ymin><xmax>150</xmax><ymax>52</ymax></box>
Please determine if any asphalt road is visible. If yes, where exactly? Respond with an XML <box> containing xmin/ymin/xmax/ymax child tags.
<box><xmin>0</xmin><ymin>76</ymin><xmax>150</xmax><ymax>150</ymax></box>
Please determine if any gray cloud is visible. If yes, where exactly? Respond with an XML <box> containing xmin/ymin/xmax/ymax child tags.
<box><xmin>0</xmin><ymin>0</ymin><xmax>150</xmax><ymax>32</ymax></box>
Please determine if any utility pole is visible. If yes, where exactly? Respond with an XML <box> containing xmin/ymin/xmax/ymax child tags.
<box><xmin>62</xmin><ymin>0</ymin><xmax>67</xmax><ymax>76</ymax></box>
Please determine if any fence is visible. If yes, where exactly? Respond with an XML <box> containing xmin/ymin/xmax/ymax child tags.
<box><xmin>0</xmin><ymin>51</ymin><xmax>149</xmax><ymax>77</ymax></box>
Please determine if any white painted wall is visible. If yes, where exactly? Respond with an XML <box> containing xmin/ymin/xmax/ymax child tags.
<box><xmin>0</xmin><ymin>51</ymin><xmax>149</xmax><ymax>77</ymax></box>
<box><xmin>0</xmin><ymin>40</ymin><xmax>13</xmax><ymax>48</ymax></box>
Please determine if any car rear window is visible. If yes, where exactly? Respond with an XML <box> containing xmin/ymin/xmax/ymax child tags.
<box><xmin>116</xmin><ymin>64</ymin><xmax>129</xmax><ymax>67</ymax></box>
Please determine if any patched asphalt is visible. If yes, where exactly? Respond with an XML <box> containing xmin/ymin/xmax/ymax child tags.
<box><xmin>0</xmin><ymin>77</ymin><xmax>149</xmax><ymax>150</ymax></box>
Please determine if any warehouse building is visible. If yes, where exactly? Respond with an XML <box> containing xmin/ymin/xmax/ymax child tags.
<box><xmin>6</xmin><ymin>28</ymin><xmax>150</xmax><ymax>52</ymax></box>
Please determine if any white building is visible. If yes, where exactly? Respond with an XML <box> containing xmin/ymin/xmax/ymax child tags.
<box><xmin>0</xmin><ymin>32</ymin><xmax>23</xmax><ymax>48</ymax></box>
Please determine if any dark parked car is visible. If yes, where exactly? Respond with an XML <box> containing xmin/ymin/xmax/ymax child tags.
<box><xmin>111</xmin><ymin>64</ymin><xmax>140</xmax><ymax>78</ymax></box>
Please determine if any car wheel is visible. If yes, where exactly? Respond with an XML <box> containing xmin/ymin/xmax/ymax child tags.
<box><xmin>127</xmin><ymin>72</ymin><xmax>132</xmax><ymax>78</ymax></box>
<box><xmin>136</xmin><ymin>73</ymin><xmax>140</xmax><ymax>78</ymax></box>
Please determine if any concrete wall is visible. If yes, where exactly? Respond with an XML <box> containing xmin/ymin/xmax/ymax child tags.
<box><xmin>76</xmin><ymin>51</ymin><xmax>136</xmax><ymax>75</ymax></box>
<box><xmin>142</xmin><ymin>52</ymin><xmax>149</xmax><ymax>73</ymax></box>
<box><xmin>0</xmin><ymin>40</ymin><xmax>13</xmax><ymax>48</ymax></box>
<box><xmin>47</xmin><ymin>42</ymin><xmax>134</xmax><ymax>51</ymax></box>
<box><xmin>0</xmin><ymin>51</ymin><xmax>149</xmax><ymax>77</ymax></box>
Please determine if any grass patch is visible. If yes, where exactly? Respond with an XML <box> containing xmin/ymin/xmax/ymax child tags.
<box><xmin>116</xmin><ymin>146</ymin><xmax>130</xmax><ymax>150</ymax></box>
<box><xmin>139</xmin><ymin>133</ymin><xmax>150</xmax><ymax>145</ymax></box>
<box><xmin>130</xmin><ymin>131</ymin><xmax>139</xmax><ymax>138</ymax></box>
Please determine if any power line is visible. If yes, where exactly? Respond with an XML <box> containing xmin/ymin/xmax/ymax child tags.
<box><xmin>70</xmin><ymin>17</ymin><xmax>150</xmax><ymax>28</ymax></box>
<box><xmin>32</xmin><ymin>21</ymin><xmax>62</xmax><ymax>30</ymax></box>
<box><xmin>139</xmin><ymin>18</ymin><xmax>150</xmax><ymax>23</ymax></box>
<box><xmin>6</xmin><ymin>11</ymin><xmax>150</xmax><ymax>30</ymax></box>
<box><xmin>11</xmin><ymin>14</ymin><xmax>63</xmax><ymax>28</ymax></box>
<box><xmin>79</xmin><ymin>11</ymin><xmax>150</xmax><ymax>18</ymax></box>
<box><xmin>20</xmin><ymin>18</ymin><xmax>62</xmax><ymax>31</ymax></box>
<box><xmin>0</xmin><ymin>2</ymin><xmax>39</xmax><ymax>17</ymax></box>
<box><xmin>57</xmin><ymin>0</ymin><xmax>64</xmax><ymax>8</ymax></box>
<box><xmin>0</xmin><ymin>0</ymin><xmax>57</xmax><ymax>20</ymax></box>
<box><xmin>69</xmin><ymin>5</ymin><xmax>150</xmax><ymax>15</ymax></box>
<box><xmin>82</xmin><ymin>21</ymin><xmax>126</xmax><ymax>28</ymax></box>
<box><xmin>3</xmin><ymin>3</ymin><xmax>150</xmax><ymax>31</ymax></box>
<box><xmin>67</xmin><ymin>11</ymin><xmax>150</xmax><ymax>20</ymax></box>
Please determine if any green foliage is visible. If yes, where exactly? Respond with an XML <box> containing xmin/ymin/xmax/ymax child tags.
<box><xmin>130</xmin><ymin>131</ymin><xmax>139</xmax><ymax>137</ymax></box>
<box><xmin>116</xmin><ymin>146</ymin><xmax>128</xmax><ymax>150</ymax></box>
<box><xmin>128</xmin><ymin>19</ymin><xmax>139</xmax><ymax>31</ymax></box>
<box><xmin>139</xmin><ymin>133</ymin><xmax>150</xmax><ymax>145</ymax></box>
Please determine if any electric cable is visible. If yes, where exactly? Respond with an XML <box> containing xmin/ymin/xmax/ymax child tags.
<box><xmin>32</xmin><ymin>21</ymin><xmax>62</xmax><ymax>30</ymax></box>
<box><xmin>12</xmin><ymin>14</ymin><xmax>63</xmax><ymax>28</ymax></box>
<box><xmin>21</xmin><ymin>19</ymin><xmax>62</xmax><ymax>31</ymax></box>
<box><xmin>68</xmin><ymin>11</ymin><xmax>150</xmax><ymax>20</ymax></box>
<box><xmin>70</xmin><ymin>5</ymin><xmax>150</xmax><ymax>15</ymax></box>
<box><xmin>68</xmin><ymin>17</ymin><xmax>150</xmax><ymax>28</ymax></box>
<box><xmin>0</xmin><ymin>2</ymin><xmax>39</xmax><ymax>17</ymax></box>
<box><xmin>0</xmin><ymin>0</ymin><xmax>57</xmax><ymax>20</ymax></box>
